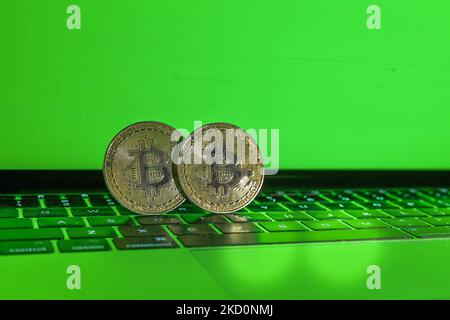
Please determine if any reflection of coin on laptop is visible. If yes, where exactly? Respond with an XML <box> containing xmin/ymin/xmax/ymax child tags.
<box><xmin>103</xmin><ymin>121</ymin><xmax>185</xmax><ymax>214</ymax></box>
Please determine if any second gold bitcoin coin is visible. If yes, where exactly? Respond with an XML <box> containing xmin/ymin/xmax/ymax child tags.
<box><xmin>176</xmin><ymin>122</ymin><xmax>264</xmax><ymax>213</ymax></box>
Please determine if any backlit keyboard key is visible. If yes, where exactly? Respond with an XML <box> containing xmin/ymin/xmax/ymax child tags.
<box><xmin>71</xmin><ymin>207</ymin><xmax>115</xmax><ymax>217</ymax></box>
<box><xmin>58</xmin><ymin>239</ymin><xmax>110</xmax><ymax>252</ymax></box>
<box><xmin>23</xmin><ymin>208</ymin><xmax>68</xmax><ymax>218</ymax></box>
<box><xmin>260</xmin><ymin>221</ymin><xmax>308</xmax><ymax>232</ymax></box>
<box><xmin>308</xmin><ymin>211</ymin><xmax>353</xmax><ymax>220</ymax></box>
<box><xmin>0</xmin><ymin>240</ymin><xmax>53</xmax><ymax>255</ymax></box>
<box><xmin>0</xmin><ymin>218</ymin><xmax>33</xmax><ymax>229</ymax></box>
<box><xmin>390</xmin><ymin>200</ymin><xmax>432</xmax><ymax>209</ymax></box>
<box><xmin>403</xmin><ymin>226</ymin><xmax>450</xmax><ymax>238</ymax></box>
<box><xmin>181</xmin><ymin>214</ymin><xmax>228</xmax><ymax>224</ymax></box>
<box><xmin>383</xmin><ymin>218</ymin><xmax>430</xmax><ymax>228</ymax></box>
<box><xmin>88</xmin><ymin>216</ymin><xmax>131</xmax><ymax>226</ymax></box>
<box><xmin>266</xmin><ymin>212</ymin><xmax>312</xmax><ymax>221</ymax></box>
<box><xmin>38</xmin><ymin>217</ymin><xmax>85</xmax><ymax>228</ymax></box>
<box><xmin>168</xmin><ymin>224</ymin><xmax>215</xmax><ymax>235</ymax></box>
<box><xmin>256</xmin><ymin>194</ymin><xmax>288</xmax><ymax>203</ymax></box>
<box><xmin>88</xmin><ymin>195</ymin><xmax>116</xmax><ymax>207</ymax></box>
<box><xmin>119</xmin><ymin>226</ymin><xmax>167</xmax><ymax>237</ymax></box>
<box><xmin>345</xmin><ymin>219</ymin><xmax>391</xmax><ymax>229</ymax></box>
<box><xmin>0</xmin><ymin>229</ymin><xmax>63</xmax><ymax>241</ymax></box>
<box><xmin>215</xmin><ymin>223</ymin><xmax>262</xmax><ymax>234</ymax></box>
<box><xmin>321</xmin><ymin>202</ymin><xmax>362</xmax><ymax>211</ymax></box>
<box><xmin>247</xmin><ymin>203</ymin><xmax>286</xmax><ymax>212</ymax></box>
<box><xmin>420</xmin><ymin>217</ymin><xmax>450</xmax><ymax>226</ymax></box>
<box><xmin>382</xmin><ymin>209</ymin><xmax>427</xmax><ymax>218</ymax></box>
<box><xmin>285</xmin><ymin>203</ymin><xmax>325</xmax><ymax>211</ymax></box>
<box><xmin>114</xmin><ymin>236</ymin><xmax>178</xmax><ymax>250</ymax></box>
<box><xmin>17</xmin><ymin>196</ymin><xmax>40</xmax><ymax>208</ymax></box>
<box><xmin>289</xmin><ymin>194</ymin><xmax>324</xmax><ymax>202</ymax></box>
<box><xmin>67</xmin><ymin>227</ymin><xmax>116</xmax><ymax>239</ymax></box>
<box><xmin>227</xmin><ymin>213</ymin><xmax>271</xmax><ymax>222</ymax></box>
<box><xmin>418</xmin><ymin>208</ymin><xmax>450</xmax><ymax>216</ymax></box>
<box><xmin>303</xmin><ymin>220</ymin><xmax>351</xmax><ymax>231</ymax></box>
<box><xmin>0</xmin><ymin>208</ymin><xmax>18</xmax><ymax>218</ymax></box>
<box><xmin>344</xmin><ymin>210</ymin><xmax>389</xmax><ymax>219</ymax></box>
<box><xmin>361</xmin><ymin>202</ymin><xmax>399</xmax><ymax>210</ymax></box>
<box><xmin>138</xmin><ymin>215</ymin><xmax>181</xmax><ymax>225</ymax></box>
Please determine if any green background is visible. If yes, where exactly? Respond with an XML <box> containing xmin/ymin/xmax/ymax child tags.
<box><xmin>1</xmin><ymin>0</ymin><xmax>449</xmax><ymax>169</ymax></box>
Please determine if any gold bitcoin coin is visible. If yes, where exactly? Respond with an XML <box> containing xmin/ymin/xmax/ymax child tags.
<box><xmin>176</xmin><ymin>122</ymin><xmax>264</xmax><ymax>213</ymax></box>
<box><xmin>103</xmin><ymin>121</ymin><xmax>185</xmax><ymax>214</ymax></box>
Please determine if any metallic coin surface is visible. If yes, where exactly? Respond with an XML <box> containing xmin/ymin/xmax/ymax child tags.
<box><xmin>176</xmin><ymin>122</ymin><xmax>264</xmax><ymax>213</ymax></box>
<box><xmin>103</xmin><ymin>121</ymin><xmax>185</xmax><ymax>214</ymax></box>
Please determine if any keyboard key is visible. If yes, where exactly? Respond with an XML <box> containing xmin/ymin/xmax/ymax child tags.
<box><xmin>382</xmin><ymin>209</ymin><xmax>427</xmax><ymax>218</ymax></box>
<box><xmin>115</xmin><ymin>207</ymin><xmax>136</xmax><ymax>216</ymax></box>
<box><xmin>88</xmin><ymin>195</ymin><xmax>117</xmax><ymax>207</ymax></box>
<box><xmin>359</xmin><ymin>190</ymin><xmax>390</xmax><ymax>201</ymax></box>
<box><xmin>44</xmin><ymin>195</ymin><xmax>87</xmax><ymax>208</ymax></box>
<box><xmin>67</xmin><ymin>227</ymin><xmax>115</xmax><ymax>239</ymax></box>
<box><xmin>266</xmin><ymin>212</ymin><xmax>312</xmax><ymax>221</ymax></box>
<box><xmin>38</xmin><ymin>217</ymin><xmax>85</xmax><ymax>228</ymax></box>
<box><xmin>17</xmin><ymin>196</ymin><xmax>40</xmax><ymax>208</ymax></box>
<box><xmin>256</xmin><ymin>194</ymin><xmax>288</xmax><ymax>203</ymax></box>
<box><xmin>360</xmin><ymin>202</ymin><xmax>399</xmax><ymax>210</ymax></box>
<box><xmin>0</xmin><ymin>208</ymin><xmax>19</xmax><ymax>218</ymax></box>
<box><xmin>0</xmin><ymin>218</ymin><xmax>33</xmax><ymax>229</ymax></box>
<box><xmin>23</xmin><ymin>208</ymin><xmax>68</xmax><ymax>218</ymax></box>
<box><xmin>434</xmin><ymin>199</ymin><xmax>450</xmax><ymax>208</ymax></box>
<box><xmin>390</xmin><ymin>200</ymin><xmax>432</xmax><ymax>209</ymax></box>
<box><xmin>119</xmin><ymin>226</ymin><xmax>167</xmax><ymax>237</ymax></box>
<box><xmin>114</xmin><ymin>236</ymin><xmax>178</xmax><ymax>250</ymax></box>
<box><xmin>227</xmin><ymin>213</ymin><xmax>271</xmax><ymax>222</ymax></box>
<box><xmin>0</xmin><ymin>196</ymin><xmax>16</xmax><ymax>207</ymax></box>
<box><xmin>0</xmin><ymin>240</ymin><xmax>53</xmax><ymax>255</ymax></box>
<box><xmin>383</xmin><ymin>218</ymin><xmax>430</xmax><ymax>228</ymax></box>
<box><xmin>420</xmin><ymin>217</ymin><xmax>450</xmax><ymax>226</ymax></box>
<box><xmin>320</xmin><ymin>202</ymin><xmax>362</xmax><ymax>211</ymax></box>
<box><xmin>44</xmin><ymin>196</ymin><xmax>70</xmax><ymax>208</ymax></box>
<box><xmin>289</xmin><ymin>194</ymin><xmax>324</xmax><ymax>202</ymax></box>
<box><xmin>260</xmin><ymin>221</ymin><xmax>308</xmax><ymax>232</ymax></box>
<box><xmin>418</xmin><ymin>208</ymin><xmax>450</xmax><ymax>216</ymax></box>
<box><xmin>181</xmin><ymin>214</ymin><xmax>228</xmax><ymax>224</ymax></box>
<box><xmin>421</xmin><ymin>188</ymin><xmax>449</xmax><ymax>199</ymax></box>
<box><xmin>168</xmin><ymin>224</ymin><xmax>216</xmax><ymax>235</ymax></box>
<box><xmin>247</xmin><ymin>203</ymin><xmax>286</xmax><ymax>212</ymax></box>
<box><xmin>303</xmin><ymin>220</ymin><xmax>351</xmax><ymax>231</ymax></box>
<box><xmin>178</xmin><ymin>229</ymin><xmax>411</xmax><ymax>247</ymax></box>
<box><xmin>344</xmin><ymin>210</ymin><xmax>390</xmax><ymax>219</ymax></box>
<box><xmin>138</xmin><ymin>215</ymin><xmax>181</xmax><ymax>225</ymax></box>
<box><xmin>389</xmin><ymin>189</ymin><xmax>420</xmax><ymax>200</ymax></box>
<box><xmin>403</xmin><ymin>226</ymin><xmax>450</xmax><ymax>238</ymax></box>
<box><xmin>0</xmin><ymin>229</ymin><xmax>63</xmax><ymax>241</ymax></box>
<box><xmin>322</xmin><ymin>193</ymin><xmax>361</xmax><ymax>202</ymax></box>
<box><xmin>71</xmin><ymin>207</ymin><xmax>116</xmax><ymax>217</ymax></box>
<box><xmin>88</xmin><ymin>216</ymin><xmax>131</xmax><ymax>226</ymax></box>
<box><xmin>58</xmin><ymin>239</ymin><xmax>110</xmax><ymax>252</ymax></box>
<box><xmin>215</xmin><ymin>223</ymin><xmax>262</xmax><ymax>234</ymax></box>
<box><xmin>345</xmin><ymin>219</ymin><xmax>391</xmax><ymax>229</ymax></box>
<box><xmin>170</xmin><ymin>206</ymin><xmax>205</xmax><ymax>213</ymax></box>
<box><xmin>285</xmin><ymin>203</ymin><xmax>325</xmax><ymax>211</ymax></box>
<box><xmin>307</xmin><ymin>210</ymin><xmax>353</xmax><ymax>220</ymax></box>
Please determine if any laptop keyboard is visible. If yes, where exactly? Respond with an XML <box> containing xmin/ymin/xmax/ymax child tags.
<box><xmin>0</xmin><ymin>187</ymin><xmax>449</xmax><ymax>254</ymax></box>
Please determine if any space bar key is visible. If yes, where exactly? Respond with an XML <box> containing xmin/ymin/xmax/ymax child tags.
<box><xmin>178</xmin><ymin>229</ymin><xmax>411</xmax><ymax>247</ymax></box>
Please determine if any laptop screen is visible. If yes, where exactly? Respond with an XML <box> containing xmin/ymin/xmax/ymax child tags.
<box><xmin>1</xmin><ymin>1</ymin><xmax>449</xmax><ymax>170</ymax></box>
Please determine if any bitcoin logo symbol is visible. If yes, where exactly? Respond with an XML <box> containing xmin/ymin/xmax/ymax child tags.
<box><xmin>203</xmin><ymin>150</ymin><xmax>253</xmax><ymax>197</ymax></box>
<box><xmin>130</xmin><ymin>139</ymin><xmax>171</xmax><ymax>197</ymax></box>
